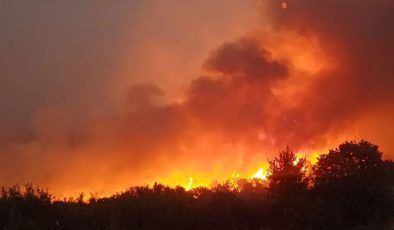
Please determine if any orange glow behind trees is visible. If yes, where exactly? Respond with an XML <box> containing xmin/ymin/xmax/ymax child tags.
<box><xmin>0</xmin><ymin>0</ymin><xmax>394</xmax><ymax>199</ymax></box>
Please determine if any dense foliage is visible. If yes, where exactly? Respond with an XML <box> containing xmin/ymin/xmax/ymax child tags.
<box><xmin>0</xmin><ymin>140</ymin><xmax>393</xmax><ymax>229</ymax></box>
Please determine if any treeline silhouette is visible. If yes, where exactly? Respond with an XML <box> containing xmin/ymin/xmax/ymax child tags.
<box><xmin>0</xmin><ymin>140</ymin><xmax>393</xmax><ymax>229</ymax></box>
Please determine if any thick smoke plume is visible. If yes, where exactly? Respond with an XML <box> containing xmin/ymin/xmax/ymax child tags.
<box><xmin>0</xmin><ymin>0</ymin><xmax>394</xmax><ymax>196</ymax></box>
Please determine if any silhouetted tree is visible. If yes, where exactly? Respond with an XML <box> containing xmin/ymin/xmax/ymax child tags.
<box><xmin>267</xmin><ymin>146</ymin><xmax>309</xmax><ymax>228</ymax></box>
<box><xmin>313</xmin><ymin>140</ymin><xmax>389</xmax><ymax>228</ymax></box>
<box><xmin>268</xmin><ymin>146</ymin><xmax>308</xmax><ymax>195</ymax></box>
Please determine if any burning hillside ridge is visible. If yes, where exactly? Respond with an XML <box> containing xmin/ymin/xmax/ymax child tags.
<box><xmin>0</xmin><ymin>0</ymin><xmax>394</xmax><ymax>198</ymax></box>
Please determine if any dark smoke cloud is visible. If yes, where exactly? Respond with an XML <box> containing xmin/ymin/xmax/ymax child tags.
<box><xmin>185</xmin><ymin>38</ymin><xmax>288</xmax><ymax>136</ymax></box>
<box><xmin>183</xmin><ymin>0</ymin><xmax>394</xmax><ymax>152</ymax></box>
<box><xmin>261</xmin><ymin>0</ymin><xmax>394</xmax><ymax>148</ymax></box>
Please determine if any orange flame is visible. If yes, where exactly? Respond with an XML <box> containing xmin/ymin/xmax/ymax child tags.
<box><xmin>186</xmin><ymin>177</ymin><xmax>193</xmax><ymax>191</ymax></box>
<box><xmin>251</xmin><ymin>168</ymin><xmax>268</xmax><ymax>181</ymax></box>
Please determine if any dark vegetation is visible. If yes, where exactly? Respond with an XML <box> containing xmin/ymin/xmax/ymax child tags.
<box><xmin>0</xmin><ymin>140</ymin><xmax>393</xmax><ymax>229</ymax></box>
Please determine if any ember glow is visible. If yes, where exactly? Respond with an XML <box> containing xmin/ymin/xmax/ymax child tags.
<box><xmin>1</xmin><ymin>0</ymin><xmax>394</xmax><ymax>198</ymax></box>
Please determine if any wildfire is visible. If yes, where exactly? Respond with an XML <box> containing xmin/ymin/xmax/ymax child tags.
<box><xmin>173</xmin><ymin>150</ymin><xmax>324</xmax><ymax>192</ymax></box>
<box><xmin>186</xmin><ymin>177</ymin><xmax>193</xmax><ymax>191</ymax></box>
<box><xmin>293</xmin><ymin>154</ymin><xmax>303</xmax><ymax>165</ymax></box>
<box><xmin>251</xmin><ymin>168</ymin><xmax>268</xmax><ymax>181</ymax></box>
<box><xmin>231</xmin><ymin>172</ymin><xmax>240</xmax><ymax>180</ymax></box>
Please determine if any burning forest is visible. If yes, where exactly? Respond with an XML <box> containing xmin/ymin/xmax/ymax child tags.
<box><xmin>0</xmin><ymin>0</ymin><xmax>394</xmax><ymax>229</ymax></box>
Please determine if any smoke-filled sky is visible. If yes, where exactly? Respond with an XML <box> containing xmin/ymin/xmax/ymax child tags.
<box><xmin>1</xmin><ymin>0</ymin><xmax>394</xmax><ymax>197</ymax></box>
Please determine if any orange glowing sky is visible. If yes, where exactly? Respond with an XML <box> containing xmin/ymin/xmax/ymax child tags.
<box><xmin>0</xmin><ymin>0</ymin><xmax>394</xmax><ymax>198</ymax></box>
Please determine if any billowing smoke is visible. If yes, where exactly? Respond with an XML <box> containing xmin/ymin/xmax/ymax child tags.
<box><xmin>0</xmin><ymin>0</ymin><xmax>394</xmax><ymax>196</ymax></box>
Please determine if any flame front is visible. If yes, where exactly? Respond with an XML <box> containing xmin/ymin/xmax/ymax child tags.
<box><xmin>179</xmin><ymin>151</ymin><xmax>321</xmax><ymax>191</ymax></box>
<box><xmin>186</xmin><ymin>177</ymin><xmax>193</xmax><ymax>191</ymax></box>
<box><xmin>251</xmin><ymin>168</ymin><xmax>268</xmax><ymax>181</ymax></box>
